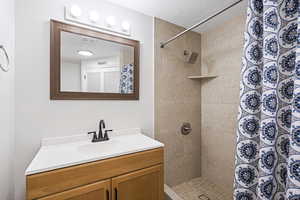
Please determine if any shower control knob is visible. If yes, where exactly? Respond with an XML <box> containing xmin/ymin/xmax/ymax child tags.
<box><xmin>181</xmin><ymin>122</ymin><xmax>192</xmax><ymax>135</ymax></box>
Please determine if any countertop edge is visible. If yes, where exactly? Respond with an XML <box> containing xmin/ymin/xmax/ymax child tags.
<box><xmin>25</xmin><ymin>144</ymin><xmax>164</xmax><ymax>175</ymax></box>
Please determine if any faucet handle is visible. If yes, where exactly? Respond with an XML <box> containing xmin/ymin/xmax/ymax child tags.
<box><xmin>103</xmin><ymin>130</ymin><xmax>113</xmax><ymax>140</ymax></box>
<box><xmin>88</xmin><ymin>131</ymin><xmax>98</xmax><ymax>142</ymax></box>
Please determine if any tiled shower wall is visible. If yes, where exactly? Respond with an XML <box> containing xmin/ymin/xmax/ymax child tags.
<box><xmin>154</xmin><ymin>18</ymin><xmax>202</xmax><ymax>186</ymax></box>
<box><xmin>200</xmin><ymin>14</ymin><xmax>246</xmax><ymax>196</ymax></box>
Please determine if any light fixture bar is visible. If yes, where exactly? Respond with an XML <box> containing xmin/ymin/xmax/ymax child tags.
<box><xmin>64</xmin><ymin>6</ymin><xmax>131</xmax><ymax>37</ymax></box>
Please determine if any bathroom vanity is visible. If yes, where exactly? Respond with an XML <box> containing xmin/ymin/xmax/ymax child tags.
<box><xmin>26</xmin><ymin>129</ymin><xmax>164</xmax><ymax>200</ymax></box>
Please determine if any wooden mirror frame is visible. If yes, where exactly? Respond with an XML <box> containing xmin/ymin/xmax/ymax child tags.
<box><xmin>50</xmin><ymin>20</ymin><xmax>140</xmax><ymax>100</ymax></box>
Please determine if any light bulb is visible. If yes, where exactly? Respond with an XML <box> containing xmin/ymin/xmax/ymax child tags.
<box><xmin>121</xmin><ymin>21</ymin><xmax>130</xmax><ymax>31</ymax></box>
<box><xmin>78</xmin><ymin>50</ymin><xmax>94</xmax><ymax>57</ymax></box>
<box><xmin>106</xmin><ymin>16</ymin><xmax>116</xmax><ymax>27</ymax></box>
<box><xmin>70</xmin><ymin>5</ymin><xmax>82</xmax><ymax>18</ymax></box>
<box><xmin>89</xmin><ymin>11</ymin><xmax>99</xmax><ymax>23</ymax></box>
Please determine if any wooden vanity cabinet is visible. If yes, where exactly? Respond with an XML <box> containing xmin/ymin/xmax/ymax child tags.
<box><xmin>26</xmin><ymin>148</ymin><xmax>164</xmax><ymax>200</ymax></box>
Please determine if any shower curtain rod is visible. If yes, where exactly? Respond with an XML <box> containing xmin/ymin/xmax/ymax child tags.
<box><xmin>160</xmin><ymin>0</ymin><xmax>244</xmax><ymax>48</ymax></box>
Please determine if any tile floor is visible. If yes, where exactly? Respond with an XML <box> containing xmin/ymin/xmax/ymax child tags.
<box><xmin>172</xmin><ymin>177</ymin><xmax>232</xmax><ymax>200</ymax></box>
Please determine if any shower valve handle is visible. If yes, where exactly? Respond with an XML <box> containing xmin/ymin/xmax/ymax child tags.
<box><xmin>181</xmin><ymin>122</ymin><xmax>192</xmax><ymax>135</ymax></box>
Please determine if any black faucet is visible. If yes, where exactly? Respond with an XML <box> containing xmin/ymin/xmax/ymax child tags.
<box><xmin>99</xmin><ymin>120</ymin><xmax>105</xmax><ymax>140</ymax></box>
<box><xmin>88</xmin><ymin>120</ymin><xmax>113</xmax><ymax>143</ymax></box>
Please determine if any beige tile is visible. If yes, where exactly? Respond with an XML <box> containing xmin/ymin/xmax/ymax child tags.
<box><xmin>201</xmin><ymin>75</ymin><xmax>240</xmax><ymax>105</ymax></box>
<box><xmin>200</xmin><ymin>14</ymin><xmax>245</xmax><ymax>196</ymax></box>
<box><xmin>201</xmin><ymin>15</ymin><xmax>245</xmax><ymax>106</ymax></box>
<box><xmin>183</xmin><ymin>131</ymin><xmax>201</xmax><ymax>155</ymax></box>
<box><xmin>155</xmin><ymin>18</ymin><xmax>202</xmax><ymax>187</ymax></box>
<box><xmin>155</xmin><ymin>18</ymin><xmax>186</xmax><ymax>61</ymax></box>
<box><xmin>159</xmin><ymin>130</ymin><xmax>185</xmax><ymax>163</ymax></box>
<box><xmin>156</xmin><ymin>13</ymin><xmax>245</xmax><ymax>194</ymax></box>
<box><xmin>201</xmin><ymin>103</ymin><xmax>239</xmax><ymax>135</ymax></box>
<box><xmin>184</xmin><ymin>154</ymin><xmax>201</xmax><ymax>181</ymax></box>
<box><xmin>173</xmin><ymin>177</ymin><xmax>232</xmax><ymax>200</ymax></box>
<box><xmin>165</xmin><ymin>156</ymin><xmax>186</xmax><ymax>186</ymax></box>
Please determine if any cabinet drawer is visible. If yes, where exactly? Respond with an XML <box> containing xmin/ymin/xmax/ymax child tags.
<box><xmin>27</xmin><ymin>148</ymin><xmax>163</xmax><ymax>200</ymax></box>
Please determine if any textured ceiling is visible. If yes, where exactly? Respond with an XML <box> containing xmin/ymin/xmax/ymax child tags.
<box><xmin>105</xmin><ymin>0</ymin><xmax>247</xmax><ymax>32</ymax></box>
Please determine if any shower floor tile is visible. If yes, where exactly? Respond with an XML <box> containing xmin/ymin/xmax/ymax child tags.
<box><xmin>172</xmin><ymin>177</ymin><xmax>232</xmax><ymax>200</ymax></box>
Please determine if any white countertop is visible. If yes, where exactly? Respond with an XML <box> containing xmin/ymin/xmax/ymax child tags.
<box><xmin>25</xmin><ymin>129</ymin><xmax>164</xmax><ymax>175</ymax></box>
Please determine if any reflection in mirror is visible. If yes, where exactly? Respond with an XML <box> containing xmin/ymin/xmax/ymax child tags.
<box><xmin>60</xmin><ymin>31</ymin><xmax>134</xmax><ymax>94</ymax></box>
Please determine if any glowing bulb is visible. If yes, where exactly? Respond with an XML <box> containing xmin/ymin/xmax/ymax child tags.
<box><xmin>70</xmin><ymin>5</ymin><xmax>82</xmax><ymax>18</ymax></box>
<box><xmin>121</xmin><ymin>21</ymin><xmax>130</xmax><ymax>31</ymax></box>
<box><xmin>89</xmin><ymin>11</ymin><xmax>99</xmax><ymax>23</ymax></box>
<box><xmin>106</xmin><ymin>16</ymin><xmax>116</xmax><ymax>27</ymax></box>
<box><xmin>78</xmin><ymin>50</ymin><xmax>94</xmax><ymax>57</ymax></box>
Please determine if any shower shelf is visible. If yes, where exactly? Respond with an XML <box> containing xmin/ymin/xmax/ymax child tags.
<box><xmin>188</xmin><ymin>75</ymin><xmax>218</xmax><ymax>80</ymax></box>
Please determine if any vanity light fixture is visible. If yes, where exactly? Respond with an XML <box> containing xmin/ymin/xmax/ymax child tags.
<box><xmin>70</xmin><ymin>5</ymin><xmax>82</xmax><ymax>18</ymax></box>
<box><xmin>64</xmin><ymin>6</ymin><xmax>131</xmax><ymax>36</ymax></box>
<box><xmin>77</xmin><ymin>50</ymin><xmax>94</xmax><ymax>57</ymax></box>
<box><xmin>89</xmin><ymin>11</ymin><xmax>99</xmax><ymax>23</ymax></box>
<box><xmin>121</xmin><ymin>21</ymin><xmax>131</xmax><ymax>32</ymax></box>
<box><xmin>106</xmin><ymin>16</ymin><xmax>116</xmax><ymax>27</ymax></box>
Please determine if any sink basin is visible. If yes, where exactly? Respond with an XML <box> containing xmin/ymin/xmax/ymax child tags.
<box><xmin>77</xmin><ymin>140</ymin><xmax>118</xmax><ymax>154</ymax></box>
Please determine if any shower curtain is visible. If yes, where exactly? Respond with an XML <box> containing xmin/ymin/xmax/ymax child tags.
<box><xmin>235</xmin><ymin>0</ymin><xmax>300</xmax><ymax>199</ymax></box>
<box><xmin>120</xmin><ymin>64</ymin><xmax>134</xmax><ymax>94</ymax></box>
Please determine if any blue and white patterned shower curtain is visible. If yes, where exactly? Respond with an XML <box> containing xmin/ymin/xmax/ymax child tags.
<box><xmin>235</xmin><ymin>0</ymin><xmax>300</xmax><ymax>199</ymax></box>
<box><xmin>120</xmin><ymin>64</ymin><xmax>134</xmax><ymax>94</ymax></box>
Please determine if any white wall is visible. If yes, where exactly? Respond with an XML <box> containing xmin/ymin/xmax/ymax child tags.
<box><xmin>0</xmin><ymin>0</ymin><xmax>15</xmax><ymax>199</ymax></box>
<box><xmin>15</xmin><ymin>0</ymin><xmax>154</xmax><ymax>199</ymax></box>
<box><xmin>61</xmin><ymin>61</ymin><xmax>81</xmax><ymax>92</ymax></box>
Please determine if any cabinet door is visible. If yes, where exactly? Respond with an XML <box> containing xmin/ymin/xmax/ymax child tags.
<box><xmin>38</xmin><ymin>179</ymin><xmax>111</xmax><ymax>200</ymax></box>
<box><xmin>112</xmin><ymin>165</ymin><xmax>164</xmax><ymax>200</ymax></box>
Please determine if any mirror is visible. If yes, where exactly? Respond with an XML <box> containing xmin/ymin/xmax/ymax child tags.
<box><xmin>61</xmin><ymin>31</ymin><xmax>135</xmax><ymax>94</ymax></box>
<box><xmin>50</xmin><ymin>20</ymin><xmax>139</xmax><ymax>100</ymax></box>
